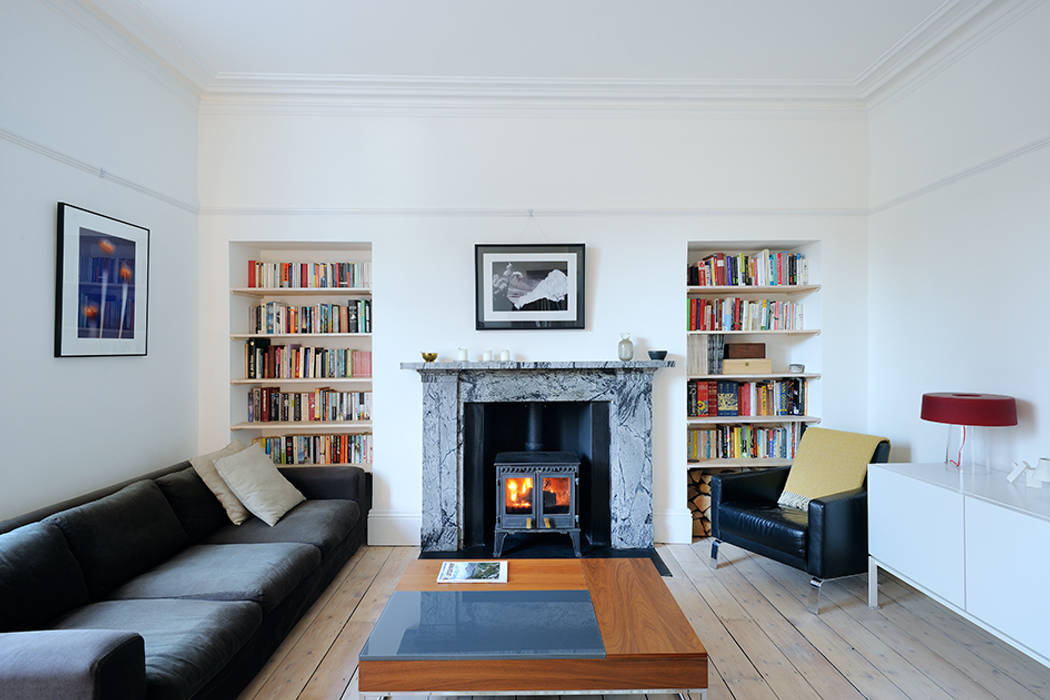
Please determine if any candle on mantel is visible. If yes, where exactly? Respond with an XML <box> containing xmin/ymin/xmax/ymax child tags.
<box><xmin>481</xmin><ymin>350</ymin><xmax>493</xmax><ymax>362</ymax></box>
<box><xmin>456</xmin><ymin>347</ymin><xmax>468</xmax><ymax>361</ymax></box>
<box><xmin>499</xmin><ymin>349</ymin><xmax>511</xmax><ymax>361</ymax></box>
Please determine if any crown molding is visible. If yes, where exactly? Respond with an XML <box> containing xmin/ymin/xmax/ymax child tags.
<box><xmin>51</xmin><ymin>0</ymin><xmax>200</xmax><ymax>103</ymax></box>
<box><xmin>866</xmin><ymin>0</ymin><xmax>1042</xmax><ymax>108</ymax></box>
<box><xmin>78</xmin><ymin>0</ymin><xmax>212</xmax><ymax>89</ymax></box>
<box><xmin>69</xmin><ymin>0</ymin><xmax>1034</xmax><ymax>116</ymax></box>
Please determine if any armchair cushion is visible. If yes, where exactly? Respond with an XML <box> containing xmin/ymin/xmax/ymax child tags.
<box><xmin>717</xmin><ymin>503</ymin><xmax>808</xmax><ymax>564</ymax></box>
<box><xmin>778</xmin><ymin>428</ymin><xmax>888</xmax><ymax>510</ymax></box>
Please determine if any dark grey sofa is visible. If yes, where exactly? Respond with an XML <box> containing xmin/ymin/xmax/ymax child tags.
<box><xmin>0</xmin><ymin>461</ymin><xmax>371</xmax><ymax>700</ymax></box>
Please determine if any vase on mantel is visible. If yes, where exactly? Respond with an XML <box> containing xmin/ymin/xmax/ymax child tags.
<box><xmin>617</xmin><ymin>333</ymin><xmax>634</xmax><ymax>361</ymax></box>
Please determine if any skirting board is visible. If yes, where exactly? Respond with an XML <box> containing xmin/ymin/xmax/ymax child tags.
<box><xmin>368</xmin><ymin>511</ymin><xmax>422</xmax><ymax>545</ymax></box>
<box><xmin>368</xmin><ymin>511</ymin><xmax>693</xmax><ymax>546</ymax></box>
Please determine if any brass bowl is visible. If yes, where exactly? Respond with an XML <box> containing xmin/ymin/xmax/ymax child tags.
<box><xmin>421</xmin><ymin>352</ymin><xmax>438</xmax><ymax>362</ymax></box>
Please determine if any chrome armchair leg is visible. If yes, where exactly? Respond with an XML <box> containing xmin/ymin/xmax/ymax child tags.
<box><xmin>709</xmin><ymin>539</ymin><xmax>721</xmax><ymax>570</ymax></box>
<box><xmin>808</xmin><ymin>577</ymin><xmax>824</xmax><ymax>614</ymax></box>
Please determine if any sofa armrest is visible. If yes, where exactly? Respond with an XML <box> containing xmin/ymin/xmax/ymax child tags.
<box><xmin>278</xmin><ymin>466</ymin><xmax>372</xmax><ymax>510</ymax></box>
<box><xmin>0</xmin><ymin>629</ymin><xmax>144</xmax><ymax>700</ymax></box>
<box><xmin>710</xmin><ymin>466</ymin><xmax>791</xmax><ymax>538</ymax></box>
<box><xmin>807</xmin><ymin>488</ymin><xmax>868</xmax><ymax>579</ymax></box>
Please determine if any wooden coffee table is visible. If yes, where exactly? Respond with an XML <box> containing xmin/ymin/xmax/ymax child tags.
<box><xmin>358</xmin><ymin>558</ymin><xmax>707</xmax><ymax>698</ymax></box>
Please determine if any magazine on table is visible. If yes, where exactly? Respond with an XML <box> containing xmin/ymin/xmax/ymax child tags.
<box><xmin>436</xmin><ymin>560</ymin><xmax>508</xmax><ymax>583</ymax></box>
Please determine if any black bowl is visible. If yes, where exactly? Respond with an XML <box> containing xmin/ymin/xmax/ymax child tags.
<box><xmin>647</xmin><ymin>350</ymin><xmax>668</xmax><ymax>360</ymax></box>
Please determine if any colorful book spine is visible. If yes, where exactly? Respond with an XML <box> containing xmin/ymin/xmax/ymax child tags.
<box><xmin>247</xmin><ymin>261</ymin><xmax>373</xmax><ymax>289</ymax></box>
<box><xmin>688</xmin><ymin>250</ymin><xmax>808</xmax><ymax>287</ymax></box>
<box><xmin>247</xmin><ymin>388</ymin><xmax>372</xmax><ymax>422</ymax></box>
<box><xmin>253</xmin><ymin>433</ymin><xmax>373</xmax><ymax>466</ymax></box>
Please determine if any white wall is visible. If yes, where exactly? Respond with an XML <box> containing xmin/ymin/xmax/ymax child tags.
<box><xmin>0</xmin><ymin>0</ymin><xmax>199</xmax><ymax>518</ymax></box>
<box><xmin>867</xmin><ymin>3</ymin><xmax>1050</xmax><ymax>466</ymax></box>
<box><xmin>198</xmin><ymin>110</ymin><xmax>869</xmax><ymax>544</ymax></box>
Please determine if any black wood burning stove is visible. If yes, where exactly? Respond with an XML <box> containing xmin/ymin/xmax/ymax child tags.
<box><xmin>494</xmin><ymin>452</ymin><xmax>581</xmax><ymax>557</ymax></box>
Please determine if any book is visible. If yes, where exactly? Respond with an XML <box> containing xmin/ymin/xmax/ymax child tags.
<box><xmin>436</xmin><ymin>561</ymin><xmax>508</xmax><ymax>584</ymax></box>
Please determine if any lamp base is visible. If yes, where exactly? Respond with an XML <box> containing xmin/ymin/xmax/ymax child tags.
<box><xmin>944</xmin><ymin>424</ymin><xmax>989</xmax><ymax>470</ymax></box>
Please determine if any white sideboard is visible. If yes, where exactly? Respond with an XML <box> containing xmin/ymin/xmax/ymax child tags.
<box><xmin>868</xmin><ymin>462</ymin><xmax>1050</xmax><ymax>669</ymax></box>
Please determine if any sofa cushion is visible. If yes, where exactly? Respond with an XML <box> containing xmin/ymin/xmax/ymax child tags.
<box><xmin>45</xmin><ymin>481</ymin><xmax>189</xmax><ymax>599</ymax></box>
<box><xmin>0</xmin><ymin>521</ymin><xmax>90</xmax><ymax>631</ymax></box>
<box><xmin>109</xmin><ymin>543</ymin><xmax>320</xmax><ymax>612</ymax></box>
<box><xmin>718</xmin><ymin>502</ymin><xmax>809</xmax><ymax>562</ymax></box>
<box><xmin>214</xmin><ymin>444</ymin><xmax>305</xmax><ymax>526</ymax></box>
<box><xmin>53</xmin><ymin>598</ymin><xmax>261</xmax><ymax>700</ymax></box>
<box><xmin>155</xmin><ymin>465</ymin><xmax>229</xmax><ymax>542</ymax></box>
<box><xmin>191</xmin><ymin>441</ymin><xmax>251</xmax><ymax>525</ymax></box>
<box><xmin>203</xmin><ymin>499</ymin><xmax>360</xmax><ymax>556</ymax></box>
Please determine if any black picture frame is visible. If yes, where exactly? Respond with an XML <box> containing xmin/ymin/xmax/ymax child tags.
<box><xmin>55</xmin><ymin>203</ymin><xmax>150</xmax><ymax>357</ymax></box>
<box><xmin>475</xmin><ymin>243</ymin><xmax>585</xmax><ymax>330</ymax></box>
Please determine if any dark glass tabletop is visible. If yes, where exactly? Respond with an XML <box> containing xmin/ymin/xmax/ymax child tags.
<box><xmin>359</xmin><ymin>589</ymin><xmax>605</xmax><ymax>661</ymax></box>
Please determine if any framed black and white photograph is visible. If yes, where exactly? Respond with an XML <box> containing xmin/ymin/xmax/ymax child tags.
<box><xmin>55</xmin><ymin>203</ymin><xmax>149</xmax><ymax>357</ymax></box>
<box><xmin>475</xmin><ymin>243</ymin><xmax>585</xmax><ymax>330</ymax></box>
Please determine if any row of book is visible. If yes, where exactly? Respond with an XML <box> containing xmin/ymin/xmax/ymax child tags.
<box><xmin>686</xmin><ymin>335</ymin><xmax>725</xmax><ymax>375</ymax></box>
<box><xmin>688</xmin><ymin>250</ymin><xmax>809</xmax><ymax>287</ymax></box>
<box><xmin>688</xmin><ymin>297</ymin><xmax>804</xmax><ymax>332</ymax></box>
<box><xmin>254</xmin><ymin>434</ymin><xmax>372</xmax><ymax>466</ymax></box>
<box><xmin>688</xmin><ymin>379</ymin><xmax>806</xmax><ymax>417</ymax></box>
<box><xmin>688</xmin><ymin>423</ymin><xmax>803</xmax><ymax>461</ymax></box>
<box><xmin>245</xmin><ymin>340</ymin><xmax>372</xmax><ymax>379</ymax></box>
<box><xmin>247</xmin><ymin>388</ymin><xmax>372</xmax><ymax>423</ymax></box>
<box><xmin>247</xmin><ymin>260</ymin><xmax>372</xmax><ymax>289</ymax></box>
<box><xmin>250</xmin><ymin>300</ymin><xmax>372</xmax><ymax>335</ymax></box>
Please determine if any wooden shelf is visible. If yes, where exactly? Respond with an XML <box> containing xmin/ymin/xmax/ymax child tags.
<box><xmin>230</xmin><ymin>421</ymin><xmax>372</xmax><ymax>431</ymax></box>
<box><xmin>230</xmin><ymin>333</ymin><xmax>371</xmax><ymax>339</ymax></box>
<box><xmin>232</xmin><ymin>287</ymin><xmax>371</xmax><ymax>297</ymax></box>
<box><xmin>687</xmin><ymin>416</ymin><xmax>820</xmax><ymax>425</ymax></box>
<box><xmin>688</xmin><ymin>458</ymin><xmax>793</xmax><ymax>468</ymax></box>
<box><xmin>687</xmin><ymin>284</ymin><xmax>820</xmax><ymax>295</ymax></box>
<box><xmin>231</xmin><ymin>378</ymin><xmax>372</xmax><ymax>385</ymax></box>
<box><xmin>687</xmin><ymin>329</ymin><xmax>820</xmax><ymax>336</ymax></box>
<box><xmin>688</xmin><ymin>373</ymin><xmax>820</xmax><ymax>380</ymax></box>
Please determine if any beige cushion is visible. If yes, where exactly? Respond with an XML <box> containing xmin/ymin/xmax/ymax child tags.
<box><xmin>777</xmin><ymin>428</ymin><xmax>889</xmax><ymax>510</ymax></box>
<box><xmin>214</xmin><ymin>444</ymin><xmax>306</xmax><ymax>527</ymax></box>
<box><xmin>191</xmin><ymin>441</ymin><xmax>251</xmax><ymax>525</ymax></box>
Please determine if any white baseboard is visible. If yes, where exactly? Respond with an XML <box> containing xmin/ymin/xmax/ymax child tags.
<box><xmin>368</xmin><ymin>511</ymin><xmax>421</xmax><ymax>545</ymax></box>
<box><xmin>654</xmin><ymin>509</ymin><xmax>694</xmax><ymax>544</ymax></box>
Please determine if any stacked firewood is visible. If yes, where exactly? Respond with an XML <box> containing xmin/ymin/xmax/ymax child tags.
<box><xmin>687</xmin><ymin>468</ymin><xmax>746</xmax><ymax>537</ymax></box>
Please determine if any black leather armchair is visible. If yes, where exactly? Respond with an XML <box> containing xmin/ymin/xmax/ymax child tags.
<box><xmin>709</xmin><ymin>440</ymin><xmax>890</xmax><ymax>612</ymax></box>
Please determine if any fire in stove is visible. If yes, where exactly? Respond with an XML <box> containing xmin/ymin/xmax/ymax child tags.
<box><xmin>505</xmin><ymin>477</ymin><xmax>533</xmax><ymax>514</ymax></box>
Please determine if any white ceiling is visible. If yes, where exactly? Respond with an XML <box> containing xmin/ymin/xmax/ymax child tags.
<box><xmin>87</xmin><ymin>0</ymin><xmax>967</xmax><ymax>94</ymax></box>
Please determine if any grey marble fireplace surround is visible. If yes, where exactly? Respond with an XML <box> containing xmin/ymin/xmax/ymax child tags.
<box><xmin>401</xmin><ymin>361</ymin><xmax>674</xmax><ymax>552</ymax></box>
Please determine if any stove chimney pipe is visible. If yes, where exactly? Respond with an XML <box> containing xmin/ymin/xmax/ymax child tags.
<box><xmin>525</xmin><ymin>402</ymin><xmax>544</xmax><ymax>451</ymax></box>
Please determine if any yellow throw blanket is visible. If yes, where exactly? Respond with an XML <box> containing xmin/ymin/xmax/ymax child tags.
<box><xmin>777</xmin><ymin>428</ymin><xmax>888</xmax><ymax>510</ymax></box>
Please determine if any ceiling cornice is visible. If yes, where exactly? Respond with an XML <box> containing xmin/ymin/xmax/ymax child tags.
<box><xmin>75</xmin><ymin>0</ymin><xmax>1030</xmax><ymax>114</ymax></box>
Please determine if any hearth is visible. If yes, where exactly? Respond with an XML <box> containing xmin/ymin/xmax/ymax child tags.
<box><xmin>494</xmin><ymin>452</ymin><xmax>581</xmax><ymax>557</ymax></box>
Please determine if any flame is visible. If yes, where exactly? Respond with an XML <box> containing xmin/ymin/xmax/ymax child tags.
<box><xmin>505</xmin><ymin>477</ymin><xmax>533</xmax><ymax>513</ymax></box>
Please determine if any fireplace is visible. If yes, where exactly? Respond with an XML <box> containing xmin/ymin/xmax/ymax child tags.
<box><xmin>494</xmin><ymin>452</ymin><xmax>581</xmax><ymax>557</ymax></box>
<box><xmin>402</xmin><ymin>360</ymin><xmax>673</xmax><ymax>553</ymax></box>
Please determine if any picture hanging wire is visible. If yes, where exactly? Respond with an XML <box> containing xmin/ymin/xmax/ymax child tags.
<box><xmin>515</xmin><ymin>207</ymin><xmax>552</xmax><ymax>242</ymax></box>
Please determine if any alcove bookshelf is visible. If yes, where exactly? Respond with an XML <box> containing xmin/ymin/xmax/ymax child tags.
<box><xmin>228</xmin><ymin>242</ymin><xmax>373</xmax><ymax>469</ymax></box>
<box><xmin>686</xmin><ymin>241</ymin><xmax>822</xmax><ymax>536</ymax></box>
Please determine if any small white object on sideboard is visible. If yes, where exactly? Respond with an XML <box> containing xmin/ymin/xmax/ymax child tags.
<box><xmin>868</xmin><ymin>462</ymin><xmax>1050</xmax><ymax>668</ymax></box>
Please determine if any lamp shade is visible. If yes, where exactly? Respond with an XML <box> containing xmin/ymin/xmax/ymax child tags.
<box><xmin>921</xmin><ymin>392</ymin><xmax>1017</xmax><ymax>426</ymax></box>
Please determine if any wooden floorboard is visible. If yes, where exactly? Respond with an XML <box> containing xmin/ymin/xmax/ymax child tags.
<box><xmin>239</xmin><ymin>542</ymin><xmax>1050</xmax><ymax>700</ymax></box>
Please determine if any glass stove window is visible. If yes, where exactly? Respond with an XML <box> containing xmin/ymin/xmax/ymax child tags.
<box><xmin>505</xmin><ymin>477</ymin><xmax>534</xmax><ymax>514</ymax></box>
<box><xmin>542</xmin><ymin>477</ymin><xmax>571</xmax><ymax>514</ymax></box>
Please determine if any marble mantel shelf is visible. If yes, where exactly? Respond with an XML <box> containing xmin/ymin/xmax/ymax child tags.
<box><xmin>401</xmin><ymin>360</ymin><xmax>674</xmax><ymax>371</ymax></box>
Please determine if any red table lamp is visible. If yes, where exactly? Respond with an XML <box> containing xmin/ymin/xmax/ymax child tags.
<box><xmin>921</xmin><ymin>392</ymin><xmax>1017</xmax><ymax>468</ymax></box>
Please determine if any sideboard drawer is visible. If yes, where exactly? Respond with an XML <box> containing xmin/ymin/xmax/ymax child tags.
<box><xmin>868</xmin><ymin>466</ymin><xmax>965</xmax><ymax>607</ymax></box>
